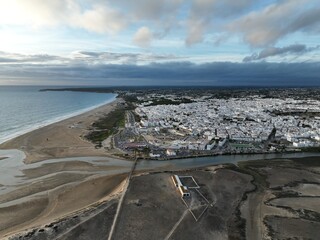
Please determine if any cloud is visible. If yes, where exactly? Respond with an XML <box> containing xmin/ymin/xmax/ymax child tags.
<box><xmin>191</xmin><ymin>0</ymin><xmax>254</xmax><ymax>17</ymax></box>
<box><xmin>0</xmin><ymin>51</ymin><xmax>66</xmax><ymax>63</ymax></box>
<box><xmin>185</xmin><ymin>19</ymin><xmax>206</xmax><ymax>46</ymax></box>
<box><xmin>114</xmin><ymin>0</ymin><xmax>183</xmax><ymax>20</ymax></box>
<box><xmin>0</xmin><ymin>50</ymin><xmax>181</xmax><ymax>65</ymax></box>
<box><xmin>74</xmin><ymin>51</ymin><xmax>181</xmax><ymax>64</ymax></box>
<box><xmin>74</xmin><ymin>4</ymin><xmax>127</xmax><ymax>34</ymax></box>
<box><xmin>0</xmin><ymin>0</ymin><xmax>126</xmax><ymax>34</ymax></box>
<box><xmin>185</xmin><ymin>0</ymin><xmax>254</xmax><ymax>45</ymax></box>
<box><xmin>228</xmin><ymin>0</ymin><xmax>320</xmax><ymax>47</ymax></box>
<box><xmin>0</xmin><ymin>0</ymin><xmax>69</xmax><ymax>26</ymax></box>
<box><xmin>0</xmin><ymin>0</ymin><xmax>320</xmax><ymax>49</ymax></box>
<box><xmin>133</xmin><ymin>27</ymin><xmax>154</xmax><ymax>47</ymax></box>
<box><xmin>243</xmin><ymin>44</ymin><xmax>320</xmax><ymax>62</ymax></box>
<box><xmin>1</xmin><ymin>57</ymin><xmax>319</xmax><ymax>86</ymax></box>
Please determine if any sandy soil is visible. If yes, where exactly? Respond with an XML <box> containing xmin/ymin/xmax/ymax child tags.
<box><xmin>2</xmin><ymin>97</ymin><xmax>320</xmax><ymax>239</ymax></box>
<box><xmin>264</xmin><ymin>167</ymin><xmax>320</xmax><ymax>188</ymax></box>
<box><xmin>10</xmin><ymin>198</ymin><xmax>120</xmax><ymax>240</ymax></box>
<box><xmin>0</xmin><ymin>98</ymin><xmax>122</xmax><ymax>163</ymax></box>
<box><xmin>270</xmin><ymin>197</ymin><xmax>320</xmax><ymax>212</ymax></box>
<box><xmin>289</xmin><ymin>183</ymin><xmax>320</xmax><ymax>196</ymax></box>
<box><xmin>5</xmin><ymin>157</ymin><xmax>320</xmax><ymax>240</ymax></box>
<box><xmin>0</xmin><ymin>98</ymin><xmax>135</xmax><ymax>239</ymax></box>
<box><xmin>1</xmin><ymin>173</ymin><xmax>127</xmax><ymax>238</ymax></box>
<box><xmin>240</xmin><ymin>159</ymin><xmax>320</xmax><ymax>240</ymax></box>
<box><xmin>113</xmin><ymin>168</ymin><xmax>254</xmax><ymax>240</ymax></box>
<box><xmin>265</xmin><ymin>216</ymin><xmax>320</xmax><ymax>239</ymax></box>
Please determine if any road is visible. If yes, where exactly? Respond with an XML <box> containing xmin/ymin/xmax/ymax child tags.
<box><xmin>107</xmin><ymin>157</ymin><xmax>138</xmax><ymax>240</ymax></box>
<box><xmin>164</xmin><ymin>210</ymin><xmax>188</xmax><ymax>240</ymax></box>
<box><xmin>126</xmin><ymin>110</ymin><xmax>136</xmax><ymax>129</ymax></box>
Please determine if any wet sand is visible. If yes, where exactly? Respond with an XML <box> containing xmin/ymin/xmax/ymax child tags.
<box><xmin>0</xmin><ymin>173</ymin><xmax>127</xmax><ymax>238</ymax></box>
<box><xmin>2</xmin><ymin>97</ymin><xmax>320</xmax><ymax>239</ymax></box>
<box><xmin>0</xmin><ymin>98</ymin><xmax>133</xmax><ymax>239</ymax></box>
<box><xmin>0</xmin><ymin>152</ymin><xmax>132</xmax><ymax>238</ymax></box>
<box><xmin>0</xmin><ymin>98</ymin><xmax>122</xmax><ymax>163</ymax></box>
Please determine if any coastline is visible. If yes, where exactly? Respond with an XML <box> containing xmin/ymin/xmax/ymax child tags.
<box><xmin>0</xmin><ymin>96</ymin><xmax>121</xmax><ymax>163</ymax></box>
<box><xmin>0</xmin><ymin>91</ymin><xmax>181</xmax><ymax>238</ymax></box>
<box><xmin>0</xmin><ymin>96</ymin><xmax>135</xmax><ymax>238</ymax></box>
<box><xmin>1</xmin><ymin>91</ymin><xmax>320</xmax><ymax>239</ymax></box>
<box><xmin>0</xmin><ymin>94</ymin><xmax>117</xmax><ymax>146</ymax></box>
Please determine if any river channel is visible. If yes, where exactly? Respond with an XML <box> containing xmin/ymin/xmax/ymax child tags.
<box><xmin>1</xmin><ymin>149</ymin><xmax>320</xmax><ymax>189</ymax></box>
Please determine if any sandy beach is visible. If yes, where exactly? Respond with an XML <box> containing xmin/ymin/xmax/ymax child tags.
<box><xmin>0</xmin><ymin>98</ymin><xmax>122</xmax><ymax>163</ymax></box>
<box><xmin>0</xmin><ymin>98</ymin><xmax>133</xmax><ymax>239</ymax></box>
<box><xmin>4</xmin><ymin>96</ymin><xmax>319</xmax><ymax>239</ymax></box>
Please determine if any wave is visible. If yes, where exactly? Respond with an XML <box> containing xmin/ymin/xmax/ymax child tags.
<box><xmin>0</xmin><ymin>94</ymin><xmax>117</xmax><ymax>145</ymax></box>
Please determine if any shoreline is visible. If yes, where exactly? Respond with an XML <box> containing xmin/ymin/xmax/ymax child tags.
<box><xmin>1</xmin><ymin>91</ymin><xmax>319</xmax><ymax>238</ymax></box>
<box><xmin>0</xmin><ymin>97</ymin><xmax>122</xmax><ymax>163</ymax></box>
<box><xmin>0</xmin><ymin>95</ymin><xmax>134</xmax><ymax>238</ymax></box>
<box><xmin>0</xmin><ymin>94</ymin><xmax>117</xmax><ymax>146</ymax></box>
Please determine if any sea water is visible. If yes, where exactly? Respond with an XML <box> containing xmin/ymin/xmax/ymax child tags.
<box><xmin>0</xmin><ymin>86</ymin><xmax>116</xmax><ymax>144</ymax></box>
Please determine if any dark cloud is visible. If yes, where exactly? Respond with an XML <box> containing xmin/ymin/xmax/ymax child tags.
<box><xmin>243</xmin><ymin>44</ymin><xmax>319</xmax><ymax>62</ymax></box>
<box><xmin>74</xmin><ymin>51</ymin><xmax>182</xmax><ymax>64</ymax></box>
<box><xmin>0</xmin><ymin>61</ymin><xmax>319</xmax><ymax>86</ymax></box>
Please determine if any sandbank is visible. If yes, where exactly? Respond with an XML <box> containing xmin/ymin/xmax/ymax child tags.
<box><xmin>0</xmin><ymin>97</ymin><xmax>134</xmax><ymax>238</ymax></box>
<box><xmin>0</xmin><ymin>98</ymin><xmax>122</xmax><ymax>163</ymax></box>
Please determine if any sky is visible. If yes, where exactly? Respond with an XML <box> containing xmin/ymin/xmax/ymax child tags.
<box><xmin>0</xmin><ymin>0</ymin><xmax>319</xmax><ymax>86</ymax></box>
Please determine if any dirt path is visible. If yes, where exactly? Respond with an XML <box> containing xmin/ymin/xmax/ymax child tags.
<box><xmin>243</xmin><ymin>190</ymin><xmax>264</xmax><ymax>240</ymax></box>
<box><xmin>107</xmin><ymin>157</ymin><xmax>138</xmax><ymax>240</ymax></box>
<box><xmin>53</xmin><ymin>203</ymin><xmax>113</xmax><ymax>240</ymax></box>
<box><xmin>107</xmin><ymin>178</ymin><xmax>129</xmax><ymax>240</ymax></box>
<box><xmin>164</xmin><ymin>210</ymin><xmax>188</xmax><ymax>240</ymax></box>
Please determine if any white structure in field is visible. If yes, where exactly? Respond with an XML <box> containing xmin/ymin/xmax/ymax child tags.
<box><xmin>171</xmin><ymin>175</ymin><xmax>190</xmax><ymax>197</ymax></box>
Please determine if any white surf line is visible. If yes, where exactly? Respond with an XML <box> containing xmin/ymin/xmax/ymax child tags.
<box><xmin>164</xmin><ymin>210</ymin><xmax>188</xmax><ymax>240</ymax></box>
<box><xmin>0</xmin><ymin>94</ymin><xmax>117</xmax><ymax>145</ymax></box>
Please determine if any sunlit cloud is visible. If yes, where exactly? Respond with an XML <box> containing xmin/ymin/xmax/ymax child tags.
<box><xmin>0</xmin><ymin>0</ymin><xmax>319</xmax><ymax>85</ymax></box>
<box><xmin>1</xmin><ymin>0</ymin><xmax>319</xmax><ymax>47</ymax></box>
<box><xmin>133</xmin><ymin>27</ymin><xmax>154</xmax><ymax>48</ymax></box>
<box><xmin>227</xmin><ymin>0</ymin><xmax>320</xmax><ymax>47</ymax></box>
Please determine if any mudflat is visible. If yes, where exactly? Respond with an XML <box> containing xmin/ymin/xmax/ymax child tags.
<box><xmin>0</xmin><ymin>98</ymin><xmax>134</xmax><ymax>239</ymax></box>
<box><xmin>6</xmin><ymin>157</ymin><xmax>320</xmax><ymax>239</ymax></box>
<box><xmin>1</xmin><ymin>96</ymin><xmax>320</xmax><ymax>239</ymax></box>
<box><xmin>240</xmin><ymin>157</ymin><xmax>320</xmax><ymax>240</ymax></box>
<box><xmin>0</xmin><ymin>172</ymin><xmax>127</xmax><ymax>238</ymax></box>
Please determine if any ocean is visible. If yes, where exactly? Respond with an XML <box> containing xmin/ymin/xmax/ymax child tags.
<box><xmin>0</xmin><ymin>86</ymin><xmax>116</xmax><ymax>144</ymax></box>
